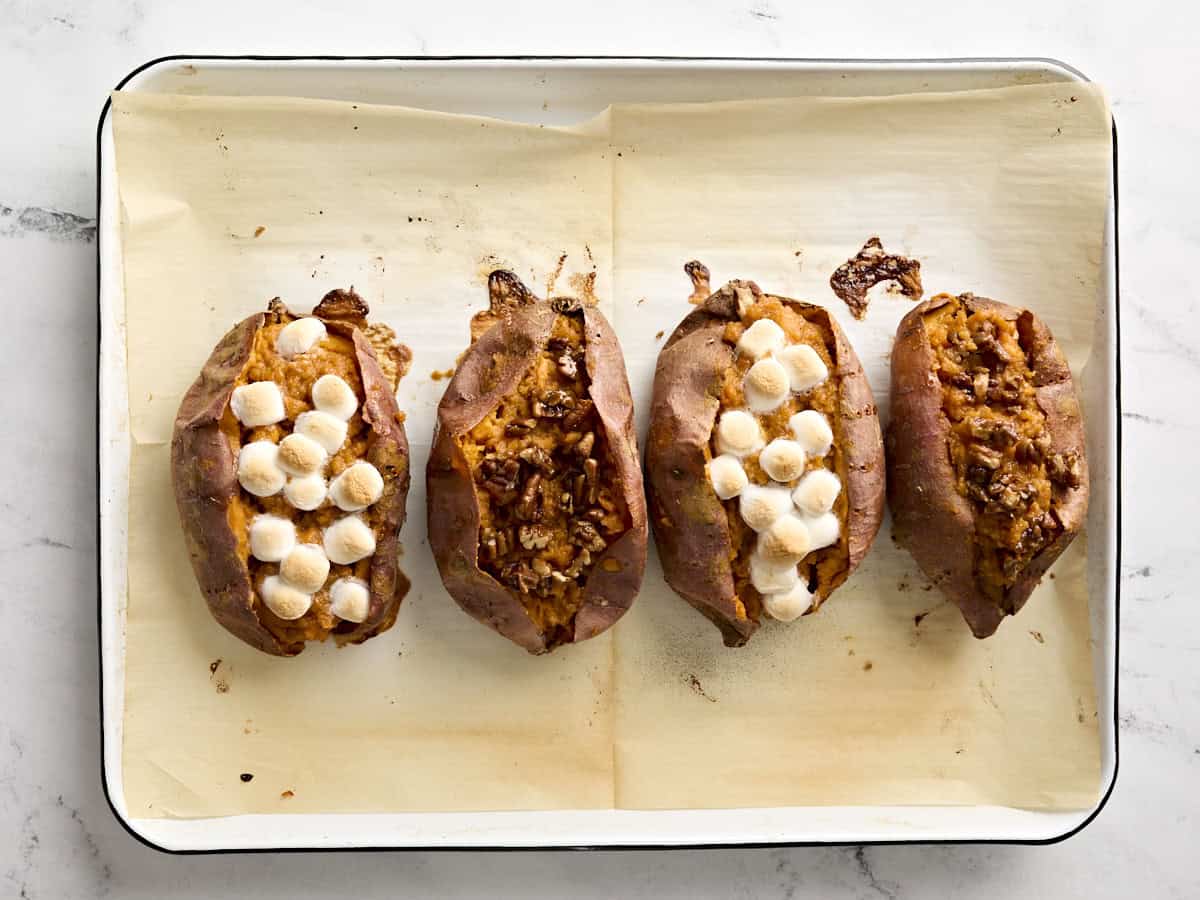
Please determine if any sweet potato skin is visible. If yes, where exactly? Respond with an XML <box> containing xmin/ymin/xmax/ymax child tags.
<box><xmin>426</xmin><ymin>273</ymin><xmax>647</xmax><ymax>654</ymax></box>
<box><xmin>886</xmin><ymin>292</ymin><xmax>1089</xmax><ymax>638</ymax></box>
<box><xmin>170</xmin><ymin>292</ymin><xmax>411</xmax><ymax>657</ymax></box>
<box><xmin>645</xmin><ymin>280</ymin><xmax>885</xmax><ymax>646</ymax></box>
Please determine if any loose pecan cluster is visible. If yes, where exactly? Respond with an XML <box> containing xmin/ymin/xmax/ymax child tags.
<box><xmin>475</xmin><ymin>344</ymin><xmax>620</xmax><ymax>599</ymax></box>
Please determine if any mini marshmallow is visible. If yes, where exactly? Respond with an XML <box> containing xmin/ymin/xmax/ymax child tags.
<box><xmin>277</xmin><ymin>432</ymin><xmax>327</xmax><ymax>476</ymax></box>
<box><xmin>789</xmin><ymin>409</ymin><xmax>834</xmax><ymax>457</ymax></box>
<box><xmin>311</xmin><ymin>374</ymin><xmax>358</xmax><ymax>421</ymax></box>
<box><xmin>763</xmin><ymin>582</ymin><xmax>814</xmax><ymax>622</ymax></box>
<box><xmin>735</xmin><ymin>318</ymin><xmax>787</xmax><ymax>359</ymax></box>
<box><xmin>230</xmin><ymin>381</ymin><xmax>285</xmax><ymax>427</ymax></box>
<box><xmin>295</xmin><ymin>410</ymin><xmax>348</xmax><ymax>454</ymax></box>
<box><xmin>793</xmin><ymin>469</ymin><xmax>841</xmax><ymax>515</ymax></box>
<box><xmin>260</xmin><ymin>575</ymin><xmax>312</xmax><ymax>620</ymax></box>
<box><xmin>248</xmin><ymin>515</ymin><xmax>296</xmax><ymax>562</ymax></box>
<box><xmin>759</xmin><ymin>438</ymin><xmax>807</xmax><ymax>483</ymax></box>
<box><xmin>708</xmin><ymin>454</ymin><xmax>749</xmax><ymax>500</ymax></box>
<box><xmin>749</xmin><ymin>550</ymin><xmax>800</xmax><ymax>595</ymax></box>
<box><xmin>738</xmin><ymin>484</ymin><xmax>794</xmax><ymax>533</ymax></box>
<box><xmin>237</xmin><ymin>440</ymin><xmax>286</xmax><ymax>497</ymax></box>
<box><xmin>758</xmin><ymin>514</ymin><xmax>812</xmax><ymax>563</ymax></box>
<box><xmin>330</xmin><ymin>577</ymin><xmax>370</xmax><ymax>623</ymax></box>
<box><xmin>715</xmin><ymin>410</ymin><xmax>764</xmax><ymax>458</ymax></box>
<box><xmin>323</xmin><ymin>515</ymin><xmax>376</xmax><ymax>565</ymax></box>
<box><xmin>284</xmin><ymin>474</ymin><xmax>327</xmax><ymax>511</ymax></box>
<box><xmin>330</xmin><ymin>461</ymin><xmax>384</xmax><ymax>512</ymax></box>
<box><xmin>805</xmin><ymin>511</ymin><xmax>841</xmax><ymax>551</ymax></box>
<box><xmin>275</xmin><ymin>317</ymin><xmax>327</xmax><ymax>358</ymax></box>
<box><xmin>743</xmin><ymin>358</ymin><xmax>791</xmax><ymax>413</ymax></box>
<box><xmin>280</xmin><ymin>543</ymin><xmax>331</xmax><ymax>593</ymax></box>
<box><xmin>777</xmin><ymin>344</ymin><xmax>829</xmax><ymax>393</ymax></box>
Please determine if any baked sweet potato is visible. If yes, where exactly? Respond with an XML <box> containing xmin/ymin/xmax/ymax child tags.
<box><xmin>171</xmin><ymin>289</ymin><xmax>412</xmax><ymax>657</ymax></box>
<box><xmin>887</xmin><ymin>292</ymin><xmax>1089</xmax><ymax>638</ymax></box>
<box><xmin>427</xmin><ymin>271</ymin><xmax>647</xmax><ymax>654</ymax></box>
<box><xmin>645</xmin><ymin>265</ymin><xmax>885</xmax><ymax>646</ymax></box>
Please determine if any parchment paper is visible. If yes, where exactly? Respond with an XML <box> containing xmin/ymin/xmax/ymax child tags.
<box><xmin>112</xmin><ymin>81</ymin><xmax>1109</xmax><ymax>817</ymax></box>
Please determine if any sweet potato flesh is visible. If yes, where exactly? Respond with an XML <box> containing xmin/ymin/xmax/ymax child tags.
<box><xmin>924</xmin><ymin>298</ymin><xmax>1081</xmax><ymax>608</ymax></box>
<box><xmin>458</xmin><ymin>315</ymin><xmax>630</xmax><ymax>643</ymax></box>
<box><xmin>222</xmin><ymin>320</ymin><xmax>379</xmax><ymax>644</ymax></box>
<box><xmin>713</xmin><ymin>298</ymin><xmax>850</xmax><ymax>620</ymax></box>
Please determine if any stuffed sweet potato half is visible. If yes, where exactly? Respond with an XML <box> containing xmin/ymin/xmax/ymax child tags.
<box><xmin>426</xmin><ymin>271</ymin><xmax>647</xmax><ymax>654</ymax></box>
<box><xmin>887</xmin><ymin>292</ymin><xmax>1089</xmax><ymax>638</ymax></box>
<box><xmin>646</xmin><ymin>265</ymin><xmax>885</xmax><ymax>647</ymax></box>
<box><xmin>171</xmin><ymin>289</ymin><xmax>412</xmax><ymax>657</ymax></box>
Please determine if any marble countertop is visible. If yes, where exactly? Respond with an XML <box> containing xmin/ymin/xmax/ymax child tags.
<box><xmin>3</xmin><ymin>1</ymin><xmax>1196</xmax><ymax>896</ymax></box>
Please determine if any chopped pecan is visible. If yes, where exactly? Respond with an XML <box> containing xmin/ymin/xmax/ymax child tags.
<box><xmin>1015</xmin><ymin>438</ymin><xmax>1041</xmax><ymax>464</ymax></box>
<box><xmin>505</xmin><ymin>418</ymin><xmax>537</xmax><ymax>436</ymax></box>
<box><xmin>573</xmin><ymin>473</ymin><xmax>587</xmax><ymax>505</ymax></box>
<box><xmin>972</xmin><ymin>371</ymin><xmax>989</xmax><ymax>401</ymax></box>
<box><xmin>480</xmin><ymin>457</ymin><xmax>521</xmax><ymax>504</ymax></box>
<box><xmin>565</xmin><ymin>549</ymin><xmax>591</xmax><ymax>579</ymax></box>
<box><xmin>520</xmin><ymin>524</ymin><xmax>553</xmax><ymax>551</ymax></box>
<box><xmin>495</xmin><ymin>527</ymin><xmax>512</xmax><ymax>557</ymax></box>
<box><xmin>500</xmin><ymin>561</ymin><xmax>538</xmax><ymax>594</ymax></box>
<box><xmin>530</xmin><ymin>556</ymin><xmax>552</xmax><ymax>575</ymax></box>
<box><xmin>515</xmin><ymin>473</ymin><xmax>543</xmax><ymax>521</ymax></box>
<box><xmin>570</xmin><ymin>519</ymin><xmax>607</xmax><ymax>553</ymax></box>
<box><xmin>584</xmin><ymin>458</ymin><xmax>599</xmax><ymax>504</ymax></box>
<box><xmin>574</xmin><ymin>432</ymin><xmax>595</xmax><ymax>459</ymax></box>
<box><xmin>968</xmin><ymin>443</ymin><xmax>1003</xmax><ymax>470</ymax></box>
<box><xmin>557</xmin><ymin>352</ymin><xmax>578</xmax><ymax>379</ymax></box>
<box><xmin>560</xmin><ymin>491</ymin><xmax>574</xmax><ymax>516</ymax></box>
<box><xmin>561</xmin><ymin>399</ymin><xmax>594</xmax><ymax>431</ymax></box>
<box><xmin>1047</xmin><ymin>450</ymin><xmax>1082</xmax><ymax>489</ymax></box>
<box><xmin>533</xmin><ymin>389</ymin><xmax>574</xmax><ymax>418</ymax></box>
<box><xmin>518</xmin><ymin>446</ymin><xmax>556</xmax><ymax>474</ymax></box>
<box><xmin>550</xmin><ymin>296</ymin><xmax>581</xmax><ymax>314</ymax></box>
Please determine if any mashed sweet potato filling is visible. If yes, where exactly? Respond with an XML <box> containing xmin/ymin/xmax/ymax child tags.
<box><xmin>222</xmin><ymin>320</ymin><xmax>380</xmax><ymax>644</ymax></box>
<box><xmin>458</xmin><ymin>315</ymin><xmax>630</xmax><ymax>641</ymax></box>
<box><xmin>712</xmin><ymin>298</ymin><xmax>850</xmax><ymax>620</ymax></box>
<box><xmin>925</xmin><ymin>297</ymin><xmax>1081</xmax><ymax>608</ymax></box>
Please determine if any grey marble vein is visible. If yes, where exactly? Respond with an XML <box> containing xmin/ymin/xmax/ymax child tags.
<box><xmin>0</xmin><ymin>204</ymin><xmax>96</xmax><ymax>242</ymax></box>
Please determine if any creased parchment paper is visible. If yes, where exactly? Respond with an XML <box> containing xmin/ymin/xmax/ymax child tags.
<box><xmin>112</xmin><ymin>82</ymin><xmax>1109</xmax><ymax>818</ymax></box>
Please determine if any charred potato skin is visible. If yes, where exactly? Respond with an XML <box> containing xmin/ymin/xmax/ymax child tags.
<box><xmin>426</xmin><ymin>274</ymin><xmax>647</xmax><ymax>654</ymax></box>
<box><xmin>886</xmin><ymin>292</ymin><xmax>1089</xmax><ymax>638</ymax></box>
<box><xmin>645</xmin><ymin>281</ymin><xmax>886</xmax><ymax>647</ymax></box>
<box><xmin>170</xmin><ymin>293</ymin><xmax>412</xmax><ymax>657</ymax></box>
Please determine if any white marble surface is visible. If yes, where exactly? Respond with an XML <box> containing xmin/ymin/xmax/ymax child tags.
<box><xmin>1</xmin><ymin>0</ymin><xmax>1196</xmax><ymax>896</ymax></box>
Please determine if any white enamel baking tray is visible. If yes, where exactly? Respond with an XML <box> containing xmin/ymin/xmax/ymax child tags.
<box><xmin>97</xmin><ymin>56</ymin><xmax>1119</xmax><ymax>852</ymax></box>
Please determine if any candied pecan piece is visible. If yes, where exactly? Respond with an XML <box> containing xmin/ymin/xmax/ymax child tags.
<box><xmin>533</xmin><ymin>389</ymin><xmax>574</xmax><ymax>418</ymax></box>
<box><xmin>480</xmin><ymin>457</ymin><xmax>521</xmax><ymax>504</ymax></box>
<box><xmin>570</xmin><ymin>519</ymin><xmax>608</xmax><ymax>553</ymax></box>
<box><xmin>520</xmin><ymin>524</ymin><xmax>553</xmax><ymax>550</ymax></box>
<box><xmin>1047</xmin><ymin>450</ymin><xmax>1082</xmax><ymax>489</ymax></box>
<box><xmin>518</xmin><ymin>446</ymin><xmax>556</xmax><ymax>474</ymax></box>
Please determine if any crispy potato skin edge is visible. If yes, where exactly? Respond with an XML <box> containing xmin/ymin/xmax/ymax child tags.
<box><xmin>645</xmin><ymin>283</ymin><xmax>886</xmax><ymax>647</ymax></box>
<box><xmin>886</xmin><ymin>293</ymin><xmax>1089</xmax><ymax>638</ymax></box>
<box><xmin>170</xmin><ymin>301</ymin><xmax>411</xmax><ymax>657</ymax></box>
<box><xmin>426</xmin><ymin>301</ymin><xmax>647</xmax><ymax>655</ymax></box>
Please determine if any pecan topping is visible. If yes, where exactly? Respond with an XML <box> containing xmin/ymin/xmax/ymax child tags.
<box><xmin>518</xmin><ymin>446</ymin><xmax>556</xmax><ymax>474</ymax></box>
<box><xmin>521</xmin><ymin>525</ymin><xmax>553</xmax><ymax>551</ymax></box>
<box><xmin>570</xmin><ymin>519</ymin><xmax>607</xmax><ymax>553</ymax></box>
<box><xmin>573</xmin><ymin>432</ymin><xmax>595</xmax><ymax>459</ymax></box>
<box><xmin>505</xmin><ymin>418</ymin><xmax>537</xmax><ymax>436</ymax></box>
<box><xmin>480</xmin><ymin>457</ymin><xmax>521</xmax><ymax>504</ymax></box>
<box><xmin>515</xmin><ymin>473</ymin><xmax>543</xmax><ymax>521</ymax></box>
<box><xmin>1046</xmin><ymin>450</ymin><xmax>1082</xmax><ymax>489</ymax></box>
<box><xmin>561</xmin><ymin>399</ymin><xmax>594</xmax><ymax>431</ymax></box>
<box><xmin>557</xmin><ymin>351</ymin><xmax>578</xmax><ymax>379</ymax></box>
<box><xmin>533</xmin><ymin>389</ymin><xmax>574</xmax><ymax>418</ymax></box>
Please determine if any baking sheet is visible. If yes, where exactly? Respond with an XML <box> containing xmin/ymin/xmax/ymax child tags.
<box><xmin>111</xmin><ymin>81</ymin><xmax>1109</xmax><ymax>818</ymax></box>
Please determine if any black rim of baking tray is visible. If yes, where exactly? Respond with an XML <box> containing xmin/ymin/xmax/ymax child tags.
<box><xmin>95</xmin><ymin>54</ymin><xmax>1121</xmax><ymax>855</ymax></box>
